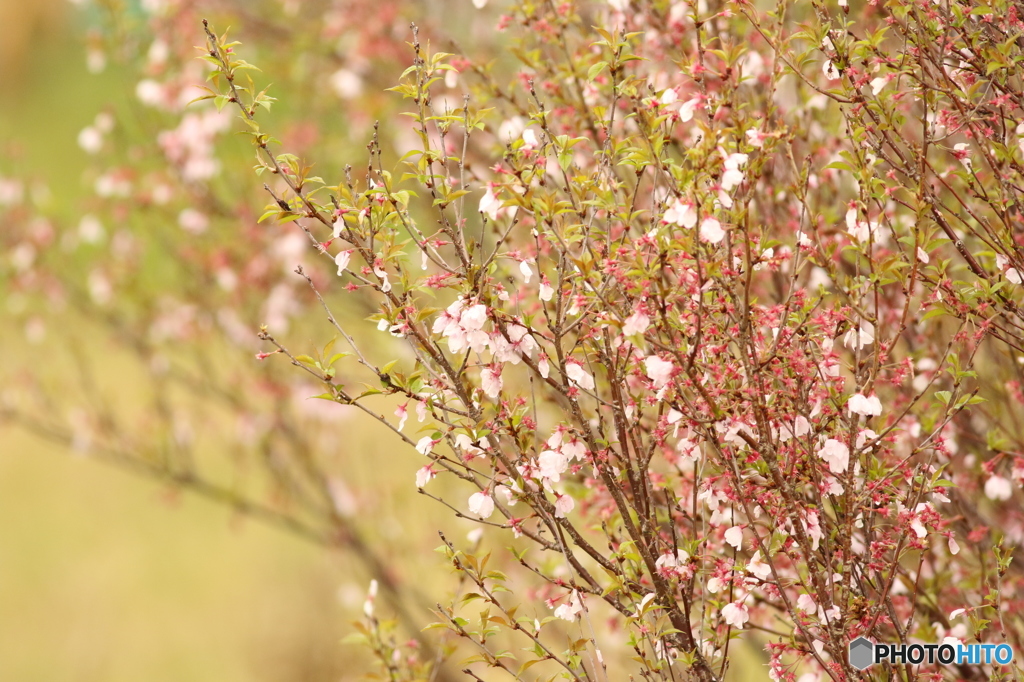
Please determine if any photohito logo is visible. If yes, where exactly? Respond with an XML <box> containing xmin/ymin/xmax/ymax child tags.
<box><xmin>848</xmin><ymin>637</ymin><xmax>1015</xmax><ymax>670</ymax></box>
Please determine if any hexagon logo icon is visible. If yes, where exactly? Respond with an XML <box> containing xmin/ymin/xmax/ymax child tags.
<box><xmin>849</xmin><ymin>637</ymin><xmax>875</xmax><ymax>670</ymax></box>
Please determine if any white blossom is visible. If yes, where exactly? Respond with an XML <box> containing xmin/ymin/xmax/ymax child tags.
<box><xmin>480</xmin><ymin>367</ymin><xmax>503</xmax><ymax>399</ymax></box>
<box><xmin>797</xmin><ymin>594</ymin><xmax>816</xmax><ymax>613</ymax></box>
<box><xmin>721</xmin><ymin>602</ymin><xmax>749</xmax><ymax>629</ymax></box>
<box><xmin>468</xmin><ymin>491</ymin><xmax>495</xmax><ymax>518</ymax></box>
<box><xmin>554</xmin><ymin>493</ymin><xmax>575</xmax><ymax>518</ymax></box>
<box><xmin>847</xmin><ymin>393</ymin><xmax>882</xmax><ymax>417</ymax></box>
<box><xmin>335</xmin><ymin>250</ymin><xmax>352</xmax><ymax>275</ymax></box>
<box><xmin>479</xmin><ymin>186</ymin><xmax>501</xmax><ymax>220</ymax></box>
<box><xmin>664</xmin><ymin>198</ymin><xmax>697</xmax><ymax>228</ymax></box>
<box><xmin>415</xmin><ymin>466</ymin><xmax>435</xmax><ymax>488</ymax></box>
<box><xmin>644</xmin><ymin>355</ymin><xmax>675</xmax><ymax>389</ymax></box>
<box><xmin>984</xmin><ymin>475</ymin><xmax>1013</xmax><ymax>501</ymax></box>
<box><xmin>817</xmin><ymin>438</ymin><xmax>850</xmax><ymax>474</ymax></box>
<box><xmin>747</xmin><ymin>550</ymin><xmax>772</xmax><ymax>580</ymax></box>
<box><xmin>699</xmin><ymin>217</ymin><xmax>726</xmax><ymax>244</ymax></box>
<box><xmin>553</xmin><ymin>590</ymin><xmax>583</xmax><ymax>621</ymax></box>
<box><xmin>623</xmin><ymin>309</ymin><xmax>650</xmax><ymax>337</ymax></box>
<box><xmin>538</xmin><ymin>450</ymin><xmax>569</xmax><ymax>482</ymax></box>
<box><xmin>566</xmin><ymin>361</ymin><xmax>595</xmax><ymax>390</ymax></box>
<box><xmin>724</xmin><ymin>525</ymin><xmax>744</xmax><ymax>549</ymax></box>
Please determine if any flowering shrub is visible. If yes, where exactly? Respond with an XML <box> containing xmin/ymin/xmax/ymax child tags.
<box><xmin>6</xmin><ymin>0</ymin><xmax>1024</xmax><ymax>679</ymax></box>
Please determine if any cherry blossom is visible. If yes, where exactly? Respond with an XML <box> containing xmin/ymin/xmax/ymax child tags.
<box><xmin>984</xmin><ymin>475</ymin><xmax>1013</xmax><ymax>501</ymax></box>
<box><xmin>643</xmin><ymin>355</ymin><xmax>674</xmax><ymax>390</ymax></box>
<box><xmin>468</xmin><ymin>491</ymin><xmax>495</xmax><ymax>519</ymax></box>
<box><xmin>817</xmin><ymin>438</ymin><xmax>850</xmax><ymax>474</ymax></box>
<box><xmin>721</xmin><ymin>601</ymin><xmax>749</xmax><ymax>629</ymax></box>
<box><xmin>847</xmin><ymin>393</ymin><xmax>882</xmax><ymax>417</ymax></box>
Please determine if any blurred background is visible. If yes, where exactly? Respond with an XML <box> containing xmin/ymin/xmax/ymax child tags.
<box><xmin>0</xmin><ymin>2</ymin><xmax>455</xmax><ymax>680</ymax></box>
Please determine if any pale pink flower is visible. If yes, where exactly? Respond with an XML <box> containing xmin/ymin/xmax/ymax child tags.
<box><xmin>747</xmin><ymin>550</ymin><xmax>772</xmax><ymax>580</ymax></box>
<box><xmin>538</xmin><ymin>355</ymin><xmax>550</xmax><ymax>378</ymax></box>
<box><xmin>948</xmin><ymin>536</ymin><xmax>961</xmax><ymax>555</ymax></box>
<box><xmin>460</xmin><ymin>304</ymin><xmax>488</xmax><ymax>331</ymax></box>
<box><xmin>745</xmin><ymin>128</ymin><xmax>766</xmax><ymax>148</ymax></box>
<box><xmin>553</xmin><ymin>590</ymin><xmax>582</xmax><ymax>621</ymax></box>
<box><xmin>538</xmin><ymin>450</ymin><xmax>569</xmax><ymax>482</ymax></box>
<box><xmin>644</xmin><ymin>355</ymin><xmax>675</xmax><ymax>390</ymax></box>
<box><xmin>415</xmin><ymin>466</ymin><xmax>435</xmax><ymax>488</ymax></box>
<box><xmin>847</xmin><ymin>393</ymin><xmax>882</xmax><ymax>417</ymax></box>
<box><xmin>985</xmin><ymin>475</ymin><xmax>1013</xmax><ymax>501</ymax></box>
<box><xmin>521</xmin><ymin>128</ymin><xmax>540</xmax><ymax>149</ymax></box>
<box><xmin>655</xmin><ymin>549</ymin><xmax>690</xmax><ymax>570</ymax></box>
<box><xmin>395</xmin><ymin>403</ymin><xmax>408</xmax><ymax>431</ymax></box>
<box><xmin>622</xmin><ymin>309</ymin><xmax>650</xmax><ymax>337</ymax></box>
<box><xmin>802</xmin><ymin>510</ymin><xmax>823</xmax><ymax>550</ymax></box>
<box><xmin>468</xmin><ymin>491</ymin><xmax>495</xmax><ymax>518</ymax></box>
<box><xmin>363</xmin><ymin>579</ymin><xmax>378</xmax><ymax>617</ymax></box>
<box><xmin>953</xmin><ymin>142</ymin><xmax>972</xmax><ymax>171</ymax></box>
<box><xmin>843</xmin><ymin>321</ymin><xmax>875</xmax><ymax>349</ymax></box>
<box><xmin>539</xmin><ymin>281</ymin><xmax>554</xmax><ymax>301</ymax></box>
<box><xmin>480</xmin><ymin>367</ymin><xmax>503</xmax><ymax>399</ymax></box>
<box><xmin>823</xmin><ymin>59</ymin><xmax>840</xmax><ymax>80</ymax></box>
<box><xmin>664</xmin><ymin>198</ymin><xmax>697</xmax><ymax>227</ymax></box>
<box><xmin>565</xmin><ymin>360</ymin><xmax>595</xmax><ymax>390</ymax></box>
<box><xmin>721</xmin><ymin>602</ymin><xmax>749</xmax><ymax>629</ymax></box>
<box><xmin>679</xmin><ymin>96</ymin><xmax>702</xmax><ymax>122</ymax></box>
<box><xmin>561</xmin><ymin>439</ymin><xmax>587</xmax><ymax>461</ymax></box>
<box><xmin>519</xmin><ymin>260</ymin><xmax>534</xmax><ymax>283</ymax></box>
<box><xmin>415</xmin><ymin>436</ymin><xmax>436</xmax><ymax>455</ymax></box>
<box><xmin>796</xmin><ymin>594</ymin><xmax>816</xmax><ymax>613</ymax></box>
<box><xmin>699</xmin><ymin>217</ymin><xmax>726</xmax><ymax>244</ymax></box>
<box><xmin>335</xmin><ymin>250</ymin><xmax>352</xmax><ymax>275</ymax></box>
<box><xmin>724</xmin><ymin>525</ymin><xmax>744</xmax><ymax>549</ymax></box>
<box><xmin>479</xmin><ymin>185</ymin><xmax>500</xmax><ymax>220</ymax></box>
<box><xmin>817</xmin><ymin>438</ymin><xmax>850</xmax><ymax>474</ymax></box>
<box><xmin>554</xmin><ymin>492</ymin><xmax>575</xmax><ymax>518</ymax></box>
<box><xmin>658</xmin><ymin>87</ymin><xmax>678</xmax><ymax>108</ymax></box>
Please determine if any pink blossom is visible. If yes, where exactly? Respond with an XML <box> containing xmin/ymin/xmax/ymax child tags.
<box><xmin>538</xmin><ymin>449</ymin><xmax>568</xmax><ymax>482</ymax></box>
<box><xmin>644</xmin><ymin>355</ymin><xmax>675</xmax><ymax>390</ymax></box>
<box><xmin>747</xmin><ymin>550</ymin><xmax>772</xmax><ymax>580</ymax></box>
<box><xmin>664</xmin><ymin>198</ymin><xmax>697</xmax><ymax>228</ymax></box>
<box><xmin>721</xmin><ymin>602</ymin><xmax>749</xmax><ymax>629</ymax></box>
<box><xmin>468</xmin><ymin>491</ymin><xmax>495</xmax><ymax>518</ymax></box>
<box><xmin>553</xmin><ymin>590</ymin><xmax>582</xmax><ymax>621</ymax></box>
<box><xmin>724</xmin><ymin>525</ymin><xmax>744</xmax><ymax>549</ymax></box>
<box><xmin>699</xmin><ymin>217</ymin><xmax>725</xmax><ymax>244</ymax></box>
<box><xmin>984</xmin><ymin>475</ymin><xmax>1013</xmax><ymax>501</ymax></box>
<box><xmin>679</xmin><ymin>96</ymin><xmax>702</xmax><ymax>122</ymax></box>
<box><xmin>565</xmin><ymin>360</ymin><xmax>595</xmax><ymax>390</ymax></box>
<box><xmin>554</xmin><ymin>492</ymin><xmax>575</xmax><ymax>518</ymax></box>
<box><xmin>817</xmin><ymin>438</ymin><xmax>850</xmax><ymax>474</ymax></box>
<box><xmin>480</xmin><ymin>367</ymin><xmax>503</xmax><ymax>398</ymax></box>
<box><xmin>415</xmin><ymin>436</ymin><xmax>436</xmax><ymax>455</ymax></box>
<box><xmin>460</xmin><ymin>304</ymin><xmax>488</xmax><ymax>331</ymax></box>
<box><xmin>847</xmin><ymin>393</ymin><xmax>882</xmax><ymax>417</ymax></box>
<box><xmin>479</xmin><ymin>186</ymin><xmax>500</xmax><ymax>220</ymax></box>
<box><xmin>335</xmin><ymin>250</ymin><xmax>352</xmax><ymax>275</ymax></box>
<box><xmin>415</xmin><ymin>466</ymin><xmax>435</xmax><ymax>488</ymax></box>
<box><xmin>622</xmin><ymin>309</ymin><xmax>650</xmax><ymax>337</ymax></box>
